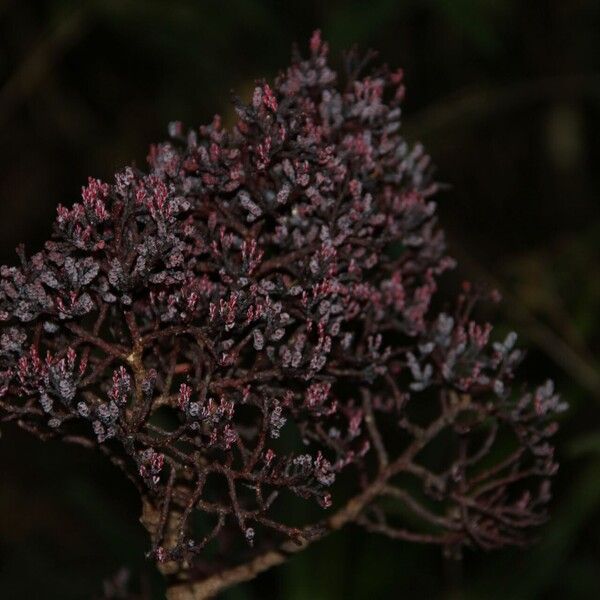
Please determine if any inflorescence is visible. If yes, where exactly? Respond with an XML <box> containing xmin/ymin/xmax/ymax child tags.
<box><xmin>0</xmin><ymin>31</ymin><xmax>564</xmax><ymax>583</ymax></box>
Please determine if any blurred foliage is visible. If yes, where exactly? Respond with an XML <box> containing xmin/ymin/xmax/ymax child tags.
<box><xmin>1</xmin><ymin>0</ymin><xmax>600</xmax><ymax>598</ymax></box>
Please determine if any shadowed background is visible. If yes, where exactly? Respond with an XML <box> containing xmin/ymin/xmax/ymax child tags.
<box><xmin>1</xmin><ymin>1</ymin><xmax>599</xmax><ymax>598</ymax></box>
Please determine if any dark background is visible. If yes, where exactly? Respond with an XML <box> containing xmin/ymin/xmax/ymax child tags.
<box><xmin>1</xmin><ymin>1</ymin><xmax>600</xmax><ymax>598</ymax></box>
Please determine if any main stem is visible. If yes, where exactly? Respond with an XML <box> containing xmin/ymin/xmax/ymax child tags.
<box><xmin>165</xmin><ymin>396</ymin><xmax>462</xmax><ymax>599</ymax></box>
<box><xmin>165</xmin><ymin>474</ymin><xmax>386</xmax><ymax>600</ymax></box>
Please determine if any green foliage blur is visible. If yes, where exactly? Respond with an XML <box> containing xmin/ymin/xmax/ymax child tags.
<box><xmin>1</xmin><ymin>1</ymin><xmax>599</xmax><ymax>598</ymax></box>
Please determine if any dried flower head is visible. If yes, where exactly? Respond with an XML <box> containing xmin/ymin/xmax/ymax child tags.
<box><xmin>0</xmin><ymin>31</ymin><xmax>563</xmax><ymax>597</ymax></box>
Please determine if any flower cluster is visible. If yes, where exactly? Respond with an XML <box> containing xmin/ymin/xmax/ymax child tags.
<box><xmin>0</xmin><ymin>32</ymin><xmax>562</xmax><ymax>581</ymax></box>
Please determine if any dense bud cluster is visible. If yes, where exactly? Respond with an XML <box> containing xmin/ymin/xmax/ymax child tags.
<box><xmin>0</xmin><ymin>32</ymin><xmax>563</xmax><ymax>588</ymax></box>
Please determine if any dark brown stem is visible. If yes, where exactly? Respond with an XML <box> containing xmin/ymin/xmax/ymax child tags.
<box><xmin>165</xmin><ymin>399</ymin><xmax>465</xmax><ymax>599</ymax></box>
